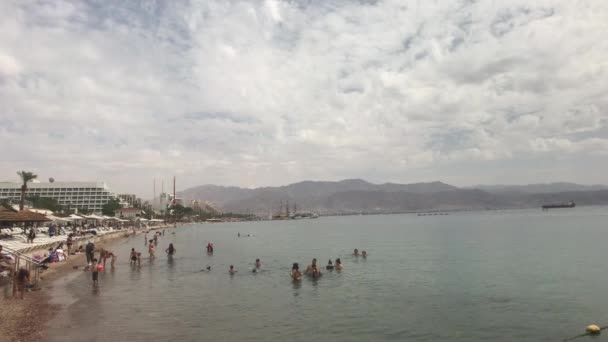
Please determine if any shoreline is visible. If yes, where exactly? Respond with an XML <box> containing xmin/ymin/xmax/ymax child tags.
<box><xmin>0</xmin><ymin>224</ymin><xmax>176</xmax><ymax>342</ymax></box>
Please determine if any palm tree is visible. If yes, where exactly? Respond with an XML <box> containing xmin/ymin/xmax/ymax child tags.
<box><xmin>17</xmin><ymin>171</ymin><xmax>37</xmax><ymax>211</ymax></box>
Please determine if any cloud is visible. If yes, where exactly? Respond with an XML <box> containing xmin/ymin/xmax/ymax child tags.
<box><xmin>1</xmin><ymin>0</ymin><xmax>607</xmax><ymax>196</ymax></box>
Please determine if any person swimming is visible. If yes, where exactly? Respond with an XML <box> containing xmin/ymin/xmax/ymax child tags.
<box><xmin>353</xmin><ymin>248</ymin><xmax>359</xmax><ymax>256</ymax></box>
<box><xmin>255</xmin><ymin>258</ymin><xmax>261</xmax><ymax>269</ymax></box>
<box><xmin>291</xmin><ymin>263</ymin><xmax>302</xmax><ymax>281</ymax></box>
<box><xmin>229</xmin><ymin>265</ymin><xmax>237</xmax><ymax>274</ymax></box>
<box><xmin>335</xmin><ymin>258</ymin><xmax>343</xmax><ymax>270</ymax></box>
<box><xmin>361</xmin><ymin>250</ymin><xmax>367</xmax><ymax>257</ymax></box>
<box><xmin>326</xmin><ymin>259</ymin><xmax>334</xmax><ymax>270</ymax></box>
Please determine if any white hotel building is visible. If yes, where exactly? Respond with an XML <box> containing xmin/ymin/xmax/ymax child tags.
<box><xmin>0</xmin><ymin>181</ymin><xmax>118</xmax><ymax>214</ymax></box>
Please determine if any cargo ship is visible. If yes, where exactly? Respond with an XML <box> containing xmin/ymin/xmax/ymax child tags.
<box><xmin>542</xmin><ymin>201</ymin><xmax>575</xmax><ymax>210</ymax></box>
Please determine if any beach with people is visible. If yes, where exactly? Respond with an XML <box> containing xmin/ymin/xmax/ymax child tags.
<box><xmin>0</xmin><ymin>223</ymin><xmax>174</xmax><ymax>342</ymax></box>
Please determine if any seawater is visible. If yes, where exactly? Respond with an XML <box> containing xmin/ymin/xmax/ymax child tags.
<box><xmin>45</xmin><ymin>207</ymin><xmax>608</xmax><ymax>341</ymax></box>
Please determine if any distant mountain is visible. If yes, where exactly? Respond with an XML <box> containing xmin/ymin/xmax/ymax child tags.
<box><xmin>178</xmin><ymin>179</ymin><xmax>608</xmax><ymax>216</ymax></box>
<box><xmin>471</xmin><ymin>182</ymin><xmax>608</xmax><ymax>194</ymax></box>
<box><xmin>178</xmin><ymin>179</ymin><xmax>459</xmax><ymax>215</ymax></box>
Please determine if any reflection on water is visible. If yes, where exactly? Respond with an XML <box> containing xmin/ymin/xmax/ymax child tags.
<box><xmin>45</xmin><ymin>207</ymin><xmax>608</xmax><ymax>342</ymax></box>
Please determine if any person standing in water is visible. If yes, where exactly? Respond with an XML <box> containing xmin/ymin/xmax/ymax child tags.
<box><xmin>206</xmin><ymin>242</ymin><xmax>214</xmax><ymax>253</ymax></box>
<box><xmin>148</xmin><ymin>240</ymin><xmax>155</xmax><ymax>260</ymax></box>
<box><xmin>361</xmin><ymin>250</ymin><xmax>368</xmax><ymax>258</ymax></box>
<box><xmin>130</xmin><ymin>248</ymin><xmax>137</xmax><ymax>265</ymax></box>
<box><xmin>335</xmin><ymin>258</ymin><xmax>343</xmax><ymax>270</ymax></box>
<box><xmin>166</xmin><ymin>243</ymin><xmax>176</xmax><ymax>256</ymax></box>
<box><xmin>229</xmin><ymin>265</ymin><xmax>237</xmax><ymax>274</ymax></box>
<box><xmin>291</xmin><ymin>263</ymin><xmax>302</xmax><ymax>281</ymax></box>
<box><xmin>305</xmin><ymin>258</ymin><xmax>321</xmax><ymax>278</ymax></box>
<box><xmin>326</xmin><ymin>259</ymin><xmax>334</xmax><ymax>270</ymax></box>
<box><xmin>91</xmin><ymin>258</ymin><xmax>99</xmax><ymax>286</ymax></box>
<box><xmin>353</xmin><ymin>248</ymin><xmax>359</xmax><ymax>256</ymax></box>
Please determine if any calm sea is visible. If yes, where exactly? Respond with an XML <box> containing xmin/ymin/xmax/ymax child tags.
<box><xmin>45</xmin><ymin>207</ymin><xmax>608</xmax><ymax>341</ymax></box>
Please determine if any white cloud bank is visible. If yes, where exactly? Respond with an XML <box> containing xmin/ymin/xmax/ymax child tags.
<box><xmin>0</xmin><ymin>0</ymin><xmax>607</xmax><ymax>196</ymax></box>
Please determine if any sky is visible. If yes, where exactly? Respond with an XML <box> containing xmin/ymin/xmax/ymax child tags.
<box><xmin>1</xmin><ymin>0</ymin><xmax>607</xmax><ymax>197</ymax></box>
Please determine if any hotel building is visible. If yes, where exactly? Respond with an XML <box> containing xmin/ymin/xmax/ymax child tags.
<box><xmin>0</xmin><ymin>181</ymin><xmax>118</xmax><ymax>214</ymax></box>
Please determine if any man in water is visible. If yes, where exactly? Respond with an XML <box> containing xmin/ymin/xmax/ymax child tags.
<box><xmin>229</xmin><ymin>265</ymin><xmax>237</xmax><ymax>274</ymax></box>
<box><xmin>326</xmin><ymin>259</ymin><xmax>334</xmax><ymax>270</ymax></box>
<box><xmin>305</xmin><ymin>258</ymin><xmax>321</xmax><ymax>278</ymax></box>
<box><xmin>166</xmin><ymin>243</ymin><xmax>176</xmax><ymax>256</ymax></box>
<box><xmin>353</xmin><ymin>248</ymin><xmax>359</xmax><ymax>256</ymax></box>
<box><xmin>130</xmin><ymin>248</ymin><xmax>137</xmax><ymax>265</ymax></box>
<box><xmin>206</xmin><ymin>242</ymin><xmax>214</xmax><ymax>253</ymax></box>
<box><xmin>335</xmin><ymin>258</ymin><xmax>343</xmax><ymax>270</ymax></box>
<box><xmin>255</xmin><ymin>258</ymin><xmax>261</xmax><ymax>269</ymax></box>
<box><xmin>361</xmin><ymin>250</ymin><xmax>368</xmax><ymax>258</ymax></box>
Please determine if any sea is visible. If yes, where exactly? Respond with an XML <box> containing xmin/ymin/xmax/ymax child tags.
<box><xmin>45</xmin><ymin>207</ymin><xmax>608</xmax><ymax>341</ymax></box>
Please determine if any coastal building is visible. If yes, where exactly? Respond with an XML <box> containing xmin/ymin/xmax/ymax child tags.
<box><xmin>118</xmin><ymin>193</ymin><xmax>141</xmax><ymax>208</ymax></box>
<box><xmin>0</xmin><ymin>181</ymin><xmax>118</xmax><ymax>214</ymax></box>
<box><xmin>114</xmin><ymin>207</ymin><xmax>142</xmax><ymax>219</ymax></box>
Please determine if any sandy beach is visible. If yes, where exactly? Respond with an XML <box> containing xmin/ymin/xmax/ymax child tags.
<box><xmin>0</xmin><ymin>226</ymin><xmax>173</xmax><ymax>342</ymax></box>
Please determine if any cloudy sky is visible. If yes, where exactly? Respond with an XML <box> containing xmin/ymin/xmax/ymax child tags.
<box><xmin>1</xmin><ymin>0</ymin><xmax>607</xmax><ymax>197</ymax></box>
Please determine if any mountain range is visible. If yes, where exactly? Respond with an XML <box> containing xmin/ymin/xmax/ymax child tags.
<box><xmin>177</xmin><ymin>180</ymin><xmax>608</xmax><ymax>216</ymax></box>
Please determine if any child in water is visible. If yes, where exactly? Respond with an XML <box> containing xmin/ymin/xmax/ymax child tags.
<box><xmin>91</xmin><ymin>258</ymin><xmax>100</xmax><ymax>286</ymax></box>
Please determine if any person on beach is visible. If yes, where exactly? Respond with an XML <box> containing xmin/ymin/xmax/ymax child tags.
<box><xmin>166</xmin><ymin>243</ymin><xmax>176</xmax><ymax>256</ymax></box>
<box><xmin>15</xmin><ymin>267</ymin><xmax>30</xmax><ymax>299</ymax></box>
<box><xmin>85</xmin><ymin>241</ymin><xmax>95</xmax><ymax>265</ymax></box>
<box><xmin>291</xmin><ymin>263</ymin><xmax>302</xmax><ymax>281</ymax></box>
<box><xmin>66</xmin><ymin>234</ymin><xmax>73</xmax><ymax>257</ymax></box>
<box><xmin>326</xmin><ymin>259</ymin><xmax>334</xmax><ymax>270</ymax></box>
<box><xmin>130</xmin><ymin>248</ymin><xmax>137</xmax><ymax>265</ymax></box>
<box><xmin>335</xmin><ymin>258</ymin><xmax>343</xmax><ymax>270</ymax></box>
<box><xmin>91</xmin><ymin>258</ymin><xmax>100</xmax><ymax>286</ymax></box>
<box><xmin>99</xmin><ymin>247</ymin><xmax>106</xmax><ymax>267</ymax></box>
<box><xmin>353</xmin><ymin>248</ymin><xmax>359</xmax><ymax>256</ymax></box>
<box><xmin>229</xmin><ymin>265</ymin><xmax>237</xmax><ymax>274</ymax></box>
<box><xmin>27</xmin><ymin>228</ymin><xmax>36</xmax><ymax>244</ymax></box>
<box><xmin>305</xmin><ymin>258</ymin><xmax>321</xmax><ymax>278</ymax></box>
